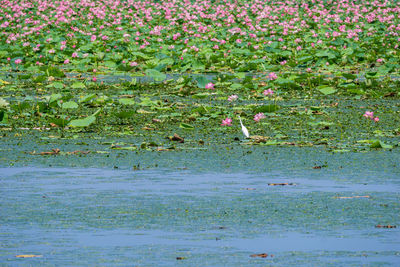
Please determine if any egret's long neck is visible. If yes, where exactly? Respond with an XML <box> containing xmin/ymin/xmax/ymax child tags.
<box><xmin>238</xmin><ymin>116</ymin><xmax>243</xmax><ymax>127</ymax></box>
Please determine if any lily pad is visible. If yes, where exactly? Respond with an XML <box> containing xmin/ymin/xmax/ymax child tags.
<box><xmin>318</xmin><ymin>86</ymin><xmax>337</xmax><ymax>95</ymax></box>
<box><xmin>179</xmin><ymin>123</ymin><xmax>194</xmax><ymax>129</ymax></box>
<box><xmin>145</xmin><ymin>69</ymin><xmax>166</xmax><ymax>82</ymax></box>
<box><xmin>62</xmin><ymin>101</ymin><xmax>78</xmax><ymax>109</ymax></box>
<box><xmin>68</xmin><ymin>114</ymin><xmax>97</xmax><ymax>127</ymax></box>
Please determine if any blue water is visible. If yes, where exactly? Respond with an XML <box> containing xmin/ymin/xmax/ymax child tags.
<box><xmin>1</xmin><ymin>167</ymin><xmax>399</xmax><ymax>266</ymax></box>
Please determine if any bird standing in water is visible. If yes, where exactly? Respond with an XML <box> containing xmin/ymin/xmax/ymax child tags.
<box><xmin>238</xmin><ymin>116</ymin><xmax>249</xmax><ymax>138</ymax></box>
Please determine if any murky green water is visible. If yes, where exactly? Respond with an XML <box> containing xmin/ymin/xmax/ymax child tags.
<box><xmin>1</xmin><ymin>146</ymin><xmax>399</xmax><ymax>266</ymax></box>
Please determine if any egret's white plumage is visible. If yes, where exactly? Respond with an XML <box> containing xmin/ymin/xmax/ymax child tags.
<box><xmin>238</xmin><ymin>116</ymin><xmax>249</xmax><ymax>138</ymax></box>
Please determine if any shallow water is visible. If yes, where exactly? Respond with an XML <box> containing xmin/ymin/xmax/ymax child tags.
<box><xmin>1</xmin><ymin>164</ymin><xmax>399</xmax><ymax>266</ymax></box>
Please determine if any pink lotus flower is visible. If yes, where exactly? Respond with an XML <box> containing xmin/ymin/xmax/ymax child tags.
<box><xmin>92</xmin><ymin>77</ymin><xmax>97</xmax><ymax>82</ymax></box>
<box><xmin>268</xmin><ymin>72</ymin><xmax>278</xmax><ymax>80</ymax></box>
<box><xmin>228</xmin><ymin>94</ymin><xmax>238</xmax><ymax>101</ymax></box>
<box><xmin>263</xmin><ymin>89</ymin><xmax>274</xmax><ymax>96</ymax></box>
<box><xmin>374</xmin><ymin>117</ymin><xmax>379</xmax><ymax>122</ymax></box>
<box><xmin>254</xmin><ymin>113</ymin><xmax>266</xmax><ymax>122</ymax></box>
<box><xmin>221</xmin><ymin>118</ymin><xmax>232</xmax><ymax>126</ymax></box>
<box><xmin>205</xmin><ymin>82</ymin><xmax>214</xmax><ymax>89</ymax></box>
<box><xmin>363</xmin><ymin>111</ymin><xmax>374</xmax><ymax>119</ymax></box>
<box><xmin>14</xmin><ymin>58</ymin><xmax>22</xmax><ymax>64</ymax></box>
<box><xmin>64</xmin><ymin>59</ymin><xmax>70</xmax><ymax>64</ymax></box>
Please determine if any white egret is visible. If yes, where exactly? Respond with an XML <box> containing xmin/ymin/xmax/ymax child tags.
<box><xmin>238</xmin><ymin>116</ymin><xmax>249</xmax><ymax>138</ymax></box>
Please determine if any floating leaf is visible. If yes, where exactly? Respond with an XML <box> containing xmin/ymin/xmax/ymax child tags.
<box><xmin>46</xmin><ymin>81</ymin><xmax>64</xmax><ymax>89</ymax></box>
<box><xmin>119</xmin><ymin>98</ymin><xmax>136</xmax><ymax>105</ymax></box>
<box><xmin>71</xmin><ymin>82</ymin><xmax>86</xmax><ymax>89</ymax></box>
<box><xmin>179</xmin><ymin>123</ymin><xmax>194</xmax><ymax>129</ymax></box>
<box><xmin>111</xmin><ymin>146</ymin><xmax>137</xmax><ymax>151</ymax></box>
<box><xmin>79</xmin><ymin>94</ymin><xmax>96</xmax><ymax>103</ymax></box>
<box><xmin>104</xmin><ymin>60</ymin><xmax>117</xmax><ymax>68</ymax></box>
<box><xmin>342</xmin><ymin>73</ymin><xmax>357</xmax><ymax>80</ymax></box>
<box><xmin>191</xmin><ymin>60</ymin><xmax>205</xmax><ymax>70</ymax></box>
<box><xmin>195</xmin><ymin>76</ymin><xmax>211</xmax><ymax>88</ymax></box>
<box><xmin>48</xmin><ymin>93</ymin><xmax>62</xmax><ymax>104</ymax></box>
<box><xmin>370</xmin><ymin>140</ymin><xmax>393</xmax><ymax>149</ymax></box>
<box><xmin>318</xmin><ymin>86</ymin><xmax>337</xmax><ymax>95</ymax></box>
<box><xmin>61</xmin><ymin>101</ymin><xmax>78</xmax><ymax>109</ymax></box>
<box><xmin>68</xmin><ymin>115</ymin><xmax>96</xmax><ymax>127</ymax></box>
<box><xmin>145</xmin><ymin>69</ymin><xmax>166</xmax><ymax>82</ymax></box>
<box><xmin>192</xmin><ymin>93</ymin><xmax>210</xmax><ymax>99</ymax></box>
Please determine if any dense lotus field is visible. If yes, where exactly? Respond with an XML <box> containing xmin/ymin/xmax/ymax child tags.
<box><xmin>1</xmin><ymin>0</ymin><xmax>400</xmax><ymax>74</ymax></box>
<box><xmin>0</xmin><ymin>0</ymin><xmax>399</xmax><ymax>152</ymax></box>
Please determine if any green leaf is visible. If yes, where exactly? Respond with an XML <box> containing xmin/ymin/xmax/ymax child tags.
<box><xmin>46</xmin><ymin>82</ymin><xmax>64</xmax><ymax>89</ymax></box>
<box><xmin>119</xmin><ymin>98</ymin><xmax>136</xmax><ymax>105</ymax></box>
<box><xmin>115</xmin><ymin>110</ymin><xmax>135</xmax><ymax>119</ymax></box>
<box><xmin>195</xmin><ymin>76</ymin><xmax>211</xmax><ymax>88</ymax></box>
<box><xmin>342</xmin><ymin>73</ymin><xmax>357</xmax><ymax>80</ymax></box>
<box><xmin>138</xmin><ymin>97</ymin><xmax>158</xmax><ymax>107</ymax></box>
<box><xmin>96</xmin><ymin>52</ymin><xmax>105</xmax><ymax>60</ymax></box>
<box><xmin>370</xmin><ymin>140</ymin><xmax>393</xmax><ymax>149</ymax></box>
<box><xmin>61</xmin><ymin>101</ymin><xmax>78</xmax><ymax>109</ymax></box>
<box><xmin>104</xmin><ymin>61</ymin><xmax>117</xmax><ymax>69</ymax></box>
<box><xmin>297</xmin><ymin>56</ymin><xmax>313</xmax><ymax>63</ymax></box>
<box><xmin>0</xmin><ymin>51</ymin><xmax>8</xmax><ymax>59</ymax></box>
<box><xmin>111</xmin><ymin>146</ymin><xmax>137</xmax><ymax>151</ymax></box>
<box><xmin>253</xmin><ymin>105</ymin><xmax>280</xmax><ymax>113</ymax></box>
<box><xmin>68</xmin><ymin>115</ymin><xmax>96</xmax><ymax>127</ymax></box>
<box><xmin>318</xmin><ymin>86</ymin><xmax>337</xmax><ymax>95</ymax></box>
<box><xmin>79</xmin><ymin>94</ymin><xmax>96</xmax><ymax>103</ymax></box>
<box><xmin>48</xmin><ymin>93</ymin><xmax>62</xmax><ymax>104</ymax></box>
<box><xmin>46</xmin><ymin>66</ymin><xmax>65</xmax><ymax>77</ymax></box>
<box><xmin>191</xmin><ymin>106</ymin><xmax>211</xmax><ymax>115</ymax></box>
<box><xmin>49</xmin><ymin>117</ymin><xmax>69</xmax><ymax>127</ymax></box>
<box><xmin>275</xmin><ymin>77</ymin><xmax>295</xmax><ymax>86</ymax></box>
<box><xmin>234</xmin><ymin>72</ymin><xmax>246</xmax><ymax>79</ymax></box>
<box><xmin>145</xmin><ymin>69</ymin><xmax>166</xmax><ymax>82</ymax></box>
<box><xmin>308</xmin><ymin>121</ymin><xmax>334</xmax><ymax>127</ymax></box>
<box><xmin>191</xmin><ymin>60</ymin><xmax>205</xmax><ymax>70</ymax></box>
<box><xmin>230</xmin><ymin>83</ymin><xmax>242</xmax><ymax>90</ymax></box>
<box><xmin>0</xmin><ymin>110</ymin><xmax>8</xmax><ymax>124</ymax></box>
<box><xmin>71</xmin><ymin>82</ymin><xmax>86</xmax><ymax>89</ymax></box>
<box><xmin>160</xmin><ymin>58</ymin><xmax>174</xmax><ymax>65</ymax></box>
<box><xmin>192</xmin><ymin>93</ymin><xmax>210</xmax><ymax>99</ymax></box>
<box><xmin>179</xmin><ymin>123</ymin><xmax>194</xmax><ymax>129</ymax></box>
